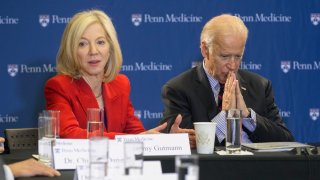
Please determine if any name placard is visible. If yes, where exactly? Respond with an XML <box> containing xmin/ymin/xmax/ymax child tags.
<box><xmin>73</xmin><ymin>165</ymin><xmax>89</xmax><ymax>180</ymax></box>
<box><xmin>115</xmin><ymin>133</ymin><xmax>191</xmax><ymax>156</ymax></box>
<box><xmin>53</xmin><ymin>139</ymin><xmax>124</xmax><ymax>173</ymax></box>
<box><xmin>74</xmin><ymin>162</ymin><xmax>164</xmax><ymax>180</ymax></box>
<box><xmin>53</xmin><ymin>139</ymin><xmax>89</xmax><ymax>170</ymax></box>
<box><xmin>107</xmin><ymin>140</ymin><xmax>163</xmax><ymax>175</ymax></box>
<box><xmin>108</xmin><ymin>140</ymin><xmax>125</xmax><ymax>175</ymax></box>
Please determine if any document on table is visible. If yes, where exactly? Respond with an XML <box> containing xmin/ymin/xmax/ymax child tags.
<box><xmin>242</xmin><ymin>142</ymin><xmax>313</xmax><ymax>152</ymax></box>
<box><xmin>216</xmin><ymin>150</ymin><xmax>253</xmax><ymax>155</ymax></box>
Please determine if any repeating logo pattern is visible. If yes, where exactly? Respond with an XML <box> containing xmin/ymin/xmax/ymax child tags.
<box><xmin>0</xmin><ymin>16</ymin><xmax>19</xmax><ymax>24</ymax></box>
<box><xmin>7</xmin><ymin>64</ymin><xmax>56</xmax><ymax>77</ymax></box>
<box><xmin>0</xmin><ymin>1</ymin><xmax>319</xmax><ymax>144</ymax></box>
<box><xmin>132</xmin><ymin>14</ymin><xmax>142</xmax><ymax>26</ymax></box>
<box><xmin>191</xmin><ymin>61</ymin><xmax>201</xmax><ymax>68</ymax></box>
<box><xmin>0</xmin><ymin>114</ymin><xmax>19</xmax><ymax>123</ymax></box>
<box><xmin>131</xmin><ymin>13</ymin><xmax>202</xmax><ymax>26</ymax></box>
<box><xmin>39</xmin><ymin>15</ymin><xmax>50</xmax><ymax>27</ymax></box>
<box><xmin>234</xmin><ymin>13</ymin><xmax>292</xmax><ymax>23</ymax></box>
<box><xmin>121</xmin><ymin>61</ymin><xmax>172</xmax><ymax>71</ymax></box>
<box><xmin>309</xmin><ymin>108</ymin><xmax>319</xmax><ymax>121</ymax></box>
<box><xmin>281</xmin><ymin>61</ymin><xmax>291</xmax><ymax>73</ymax></box>
<box><xmin>310</xmin><ymin>13</ymin><xmax>320</xmax><ymax>26</ymax></box>
<box><xmin>7</xmin><ymin>64</ymin><xmax>18</xmax><ymax>77</ymax></box>
<box><xmin>134</xmin><ymin>110</ymin><xmax>142</xmax><ymax>119</ymax></box>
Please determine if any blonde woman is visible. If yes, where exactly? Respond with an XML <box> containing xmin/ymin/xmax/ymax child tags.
<box><xmin>45</xmin><ymin>10</ymin><xmax>168</xmax><ymax>138</ymax></box>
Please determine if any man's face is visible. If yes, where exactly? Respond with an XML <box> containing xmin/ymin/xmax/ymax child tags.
<box><xmin>204</xmin><ymin>34</ymin><xmax>246</xmax><ymax>84</ymax></box>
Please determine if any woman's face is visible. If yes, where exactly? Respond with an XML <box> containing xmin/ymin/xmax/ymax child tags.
<box><xmin>77</xmin><ymin>22</ymin><xmax>110</xmax><ymax>78</ymax></box>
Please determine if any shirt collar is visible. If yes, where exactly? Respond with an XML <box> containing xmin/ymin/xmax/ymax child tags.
<box><xmin>203</xmin><ymin>60</ymin><xmax>220</xmax><ymax>91</ymax></box>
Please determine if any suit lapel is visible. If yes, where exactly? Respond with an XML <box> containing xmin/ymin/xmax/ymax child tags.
<box><xmin>195</xmin><ymin>64</ymin><xmax>218</xmax><ymax>120</ymax></box>
<box><xmin>75</xmin><ymin>78</ymin><xmax>99</xmax><ymax>116</ymax></box>
<box><xmin>75</xmin><ymin>78</ymin><xmax>122</xmax><ymax>132</ymax></box>
<box><xmin>237</xmin><ymin>71</ymin><xmax>249</xmax><ymax>102</ymax></box>
<box><xmin>103</xmin><ymin>82</ymin><xmax>121</xmax><ymax>131</ymax></box>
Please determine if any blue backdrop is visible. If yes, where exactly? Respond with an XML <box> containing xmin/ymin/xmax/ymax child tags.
<box><xmin>1</xmin><ymin>0</ymin><xmax>319</xmax><ymax>143</ymax></box>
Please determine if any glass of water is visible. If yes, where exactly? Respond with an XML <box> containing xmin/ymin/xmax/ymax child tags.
<box><xmin>226</xmin><ymin>109</ymin><xmax>242</xmax><ymax>154</ymax></box>
<box><xmin>38</xmin><ymin>110</ymin><xmax>60</xmax><ymax>167</ymax></box>
<box><xmin>175</xmin><ymin>155</ymin><xmax>199</xmax><ymax>180</ymax></box>
<box><xmin>124</xmin><ymin>141</ymin><xmax>144</xmax><ymax>175</ymax></box>
<box><xmin>87</xmin><ymin>108</ymin><xmax>104</xmax><ymax>138</ymax></box>
<box><xmin>89</xmin><ymin>137</ymin><xmax>108</xmax><ymax>180</ymax></box>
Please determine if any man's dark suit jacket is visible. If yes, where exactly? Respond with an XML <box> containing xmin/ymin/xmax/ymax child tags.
<box><xmin>0</xmin><ymin>158</ymin><xmax>6</xmax><ymax>179</ymax></box>
<box><xmin>160</xmin><ymin>64</ymin><xmax>294</xmax><ymax>145</ymax></box>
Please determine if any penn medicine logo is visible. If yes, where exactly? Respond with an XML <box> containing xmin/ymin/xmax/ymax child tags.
<box><xmin>7</xmin><ymin>64</ymin><xmax>56</xmax><ymax>77</ymax></box>
<box><xmin>191</xmin><ymin>61</ymin><xmax>202</xmax><ymax>68</ymax></box>
<box><xmin>121</xmin><ymin>61</ymin><xmax>172</xmax><ymax>72</ymax></box>
<box><xmin>280</xmin><ymin>61</ymin><xmax>291</xmax><ymax>73</ymax></box>
<box><xmin>310</xmin><ymin>13</ymin><xmax>320</xmax><ymax>26</ymax></box>
<box><xmin>234</xmin><ymin>13</ymin><xmax>291</xmax><ymax>23</ymax></box>
<box><xmin>39</xmin><ymin>14</ymin><xmax>71</xmax><ymax>28</ymax></box>
<box><xmin>0</xmin><ymin>16</ymin><xmax>19</xmax><ymax>24</ymax></box>
<box><xmin>280</xmin><ymin>60</ymin><xmax>320</xmax><ymax>72</ymax></box>
<box><xmin>8</xmin><ymin>64</ymin><xmax>18</xmax><ymax>77</ymax></box>
<box><xmin>0</xmin><ymin>114</ymin><xmax>19</xmax><ymax>123</ymax></box>
<box><xmin>39</xmin><ymin>15</ymin><xmax>50</xmax><ymax>27</ymax></box>
<box><xmin>131</xmin><ymin>13</ymin><xmax>202</xmax><ymax>26</ymax></box>
<box><xmin>309</xmin><ymin>108</ymin><xmax>319</xmax><ymax>121</ymax></box>
<box><xmin>132</xmin><ymin>14</ymin><xmax>142</xmax><ymax>26</ymax></box>
<box><xmin>134</xmin><ymin>110</ymin><xmax>142</xmax><ymax>119</ymax></box>
<box><xmin>134</xmin><ymin>110</ymin><xmax>163</xmax><ymax>119</ymax></box>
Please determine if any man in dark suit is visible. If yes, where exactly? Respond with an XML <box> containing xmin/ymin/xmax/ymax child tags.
<box><xmin>0</xmin><ymin>158</ymin><xmax>5</xmax><ymax>180</ymax></box>
<box><xmin>160</xmin><ymin>14</ymin><xmax>294</xmax><ymax>146</ymax></box>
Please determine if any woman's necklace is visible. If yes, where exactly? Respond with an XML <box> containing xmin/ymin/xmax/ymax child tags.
<box><xmin>83</xmin><ymin>76</ymin><xmax>102</xmax><ymax>99</ymax></box>
<box><xmin>95</xmin><ymin>90</ymin><xmax>102</xmax><ymax>98</ymax></box>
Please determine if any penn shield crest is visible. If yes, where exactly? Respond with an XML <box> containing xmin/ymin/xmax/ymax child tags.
<box><xmin>310</xmin><ymin>108</ymin><xmax>319</xmax><ymax>121</ymax></box>
<box><xmin>8</xmin><ymin>64</ymin><xmax>18</xmax><ymax>77</ymax></box>
<box><xmin>39</xmin><ymin>15</ymin><xmax>50</xmax><ymax>27</ymax></box>
<box><xmin>281</xmin><ymin>61</ymin><xmax>291</xmax><ymax>73</ymax></box>
<box><xmin>134</xmin><ymin>110</ymin><xmax>142</xmax><ymax>119</ymax></box>
<box><xmin>311</xmin><ymin>13</ymin><xmax>320</xmax><ymax>26</ymax></box>
<box><xmin>132</xmin><ymin>14</ymin><xmax>142</xmax><ymax>26</ymax></box>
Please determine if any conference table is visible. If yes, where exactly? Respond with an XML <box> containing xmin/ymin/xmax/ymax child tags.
<box><xmin>2</xmin><ymin>147</ymin><xmax>320</xmax><ymax>180</ymax></box>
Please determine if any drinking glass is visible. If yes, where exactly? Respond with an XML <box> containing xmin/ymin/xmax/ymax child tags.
<box><xmin>226</xmin><ymin>109</ymin><xmax>242</xmax><ymax>154</ymax></box>
<box><xmin>89</xmin><ymin>137</ymin><xmax>108</xmax><ymax>180</ymax></box>
<box><xmin>87</xmin><ymin>108</ymin><xmax>104</xmax><ymax>138</ymax></box>
<box><xmin>43</xmin><ymin>110</ymin><xmax>60</xmax><ymax>138</ymax></box>
<box><xmin>124</xmin><ymin>141</ymin><xmax>144</xmax><ymax>175</ymax></box>
<box><xmin>175</xmin><ymin>155</ymin><xmax>199</xmax><ymax>180</ymax></box>
<box><xmin>0</xmin><ymin>141</ymin><xmax>4</xmax><ymax>153</ymax></box>
<box><xmin>38</xmin><ymin>110</ymin><xmax>60</xmax><ymax>167</ymax></box>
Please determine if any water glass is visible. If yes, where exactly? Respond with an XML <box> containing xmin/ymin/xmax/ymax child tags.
<box><xmin>124</xmin><ymin>141</ymin><xmax>144</xmax><ymax>175</ymax></box>
<box><xmin>226</xmin><ymin>109</ymin><xmax>242</xmax><ymax>154</ymax></box>
<box><xmin>0</xmin><ymin>142</ymin><xmax>4</xmax><ymax>153</ymax></box>
<box><xmin>89</xmin><ymin>137</ymin><xmax>108</xmax><ymax>180</ymax></box>
<box><xmin>87</xmin><ymin>108</ymin><xmax>104</xmax><ymax>138</ymax></box>
<box><xmin>42</xmin><ymin>110</ymin><xmax>60</xmax><ymax>138</ymax></box>
<box><xmin>175</xmin><ymin>155</ymin><xmax>199</xmax><ymax>180</ymax></box>
<box><xmin>38</xmin><ymin>110</ymin><xmax>60</xmax><ymax>167</ymax></box>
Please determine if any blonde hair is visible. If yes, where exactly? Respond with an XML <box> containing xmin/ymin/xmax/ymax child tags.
<box><xmin>200</xmin><ymin>14</ymin><xmax>248</xmax><ymax>49</ymax></box>
<box><xmin>56</xmin><ymin>9</ymin><xmax>122</xmax><ymax>82</ymax></box>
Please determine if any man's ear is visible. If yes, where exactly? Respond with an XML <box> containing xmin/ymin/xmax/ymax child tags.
<box><xmin>200</xmin><ymin>42</ymin><xmax>209</xmax><ymax>59</ymax></box>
